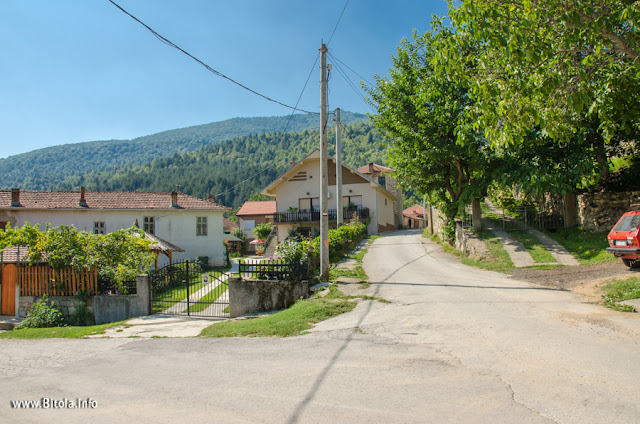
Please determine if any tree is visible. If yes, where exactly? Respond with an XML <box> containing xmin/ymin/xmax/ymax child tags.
<box><xmin>447</xmin><ymin>0</ymin><xmax>640</xmax><ymax>150</ymax></box>
<box><xmin>366</xmin><ymin>19</ymin><xmax>494</xmax><ymax>235</ymax></box>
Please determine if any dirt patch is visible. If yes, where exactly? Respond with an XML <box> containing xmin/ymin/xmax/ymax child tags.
<box><xmin>508</xmin><ymin>260</ymin><xmax>640</xmax><ymax>303</ymax></box>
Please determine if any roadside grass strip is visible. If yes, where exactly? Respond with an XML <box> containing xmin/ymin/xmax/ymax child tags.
<box><xmin>0</xmin><ymin>321</ymin><xmax>127</xmax><ymax>339</ymax></box>
<box><xmin>507</xmin><ymin>231</ymin><xmax>557</xmax><ymax>263</ymax></box>
<box><xmin>330</xmin><ymin>266</ymin><xmax>367</xmax><ymax>281</ymax></box>
<box><xmin>543</xmin><ymin>227</ymin><xmax>614</xmax><ymax>265</ymax></box>
<box><xmin>601</xmin><ymin>276</ymin><xmax>640</xmax><ymax>312</ymax></box>
<box><xmin>200</xmin><ymin>287</ymin><xmax>357</xmax><ymax>338</ymax></box>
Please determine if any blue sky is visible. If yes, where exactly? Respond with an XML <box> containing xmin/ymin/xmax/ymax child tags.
<box><xmin>0</xmin><ymin>0</ymin><xmax>449</xmax><ymax>158</ymax></box>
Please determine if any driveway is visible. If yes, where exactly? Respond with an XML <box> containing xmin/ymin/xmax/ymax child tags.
<box><xmin>2</xmin><ymin>229</ymin><xmax>640</xmax><ymax>423</ymax></box>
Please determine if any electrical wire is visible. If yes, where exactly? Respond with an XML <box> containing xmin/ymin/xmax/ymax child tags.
<box><xmin>107</xmin><ymin>0</ymin><xmax>317</xmax><ymax>114</ymax></box>
<box><xmin>211</xmin><ymin>54</ymin><xmax>320</xmax><ymax>200</ymax></box>
<box><xmin>339</xmin><ymin>121</ymin><xmax>374</xmax><ymax>166</ymax></box>
<box><xmin>327</xmin><ymin>0</ymin><xmax>350</xmax><ymax>47</ymax></box>
<box><xmin>328</xmin><ymin>52</ymin><xmax>374</xmax><ymax>87</ymax></box>
<box><xmin>331</xmin><ymin>59</ymin><xmax>376</xmax><ymax>113</ymax></box>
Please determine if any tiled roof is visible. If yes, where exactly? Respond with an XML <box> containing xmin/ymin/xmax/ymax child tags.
<box><xmin>356</xmin><ymin>163</ymin><xmax>394</xmax><ymax>174</ymax></box>
<box><xmin>403</xmin><ymin>204</ymin><xmax>425</xmax><ymax>219</ymax></box>
<box><xmin>0</xmin><ymin>190</ymin><xmax>229</xmax><ymax>211</ymax></box>
<box><xmin>0</xmin><ymin>246</ymin><xmax>34</xmax><ymax>263</ymax></box>
<box><xmin>236</xmin><ymin>201</ymin><xmax>276</xmax><ymax>216</ymax></box>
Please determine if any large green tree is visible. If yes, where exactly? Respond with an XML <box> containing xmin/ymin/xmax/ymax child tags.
<box><xmin>366</xmin><ymin>19</ymin><xmax>494</xmax><ymax>231</ymax></box>
<box><xmin>447</xmin><ymin>0</ymin><xmax>640</xmax><ymax>150</ymax></box>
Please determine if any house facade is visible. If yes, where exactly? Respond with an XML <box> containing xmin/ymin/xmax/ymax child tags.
<box><xmin>403</xmin><ymin>204</ymin><xmax>426</xmax><ymax>229</ymax></box>
<box><xmin>0</xmin><ymin>188</ymin><xmax>229</xmax><ymax>266</ymax></box>
<box><xmin>235</xmin><ymin>201</ymin><xmax>276</xmax><ymax>253</ymax></box>
<box><xmin>356</xmin><ymin>163</ymin><xmax>404</xmax><ymax>230</ymax></box>
<box><xmin>261</xmin><ymin>151</ymin><xmax>397</xmax><ymax>241</ymax></box>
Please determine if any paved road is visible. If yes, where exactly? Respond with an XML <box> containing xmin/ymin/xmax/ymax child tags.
<box><xmin>2</xmin><ymin>229</ymin><xmax>640</xmax><ymax>423</ymax></box>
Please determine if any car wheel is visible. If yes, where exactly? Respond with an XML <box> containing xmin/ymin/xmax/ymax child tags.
<box><xmin>622</xmin><ymin>258</ymin><xmax>633</xmax><ymax>268</ymax></box>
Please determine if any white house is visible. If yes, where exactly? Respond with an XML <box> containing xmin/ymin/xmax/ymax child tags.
<box><xmin>0</xmin><ymin>188</ymin><xmax>229</xmax><ymax>267</ymax></box>
<box><xmin>261</xmin><ymin>150</ymin><xmax>398</xmax><ymax>241</ymax></box>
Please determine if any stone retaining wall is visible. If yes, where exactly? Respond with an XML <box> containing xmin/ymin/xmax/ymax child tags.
<box><xmin>227</xmin><ymin>277</ymin><xmax>309</xmax><ymax>318</ymax></box>
<box><xmin>577</xmin><ymin>191</ymin><xmax>640</xmax><ymax>232</ymax></box>
<box><xmin>455</xmin><ymin>223</ymin><xmax>488</xmax><ymax>260</ymax></box>
<box><xmin>19</xmin><ymin>295</ymin><xmax>90</xmax><ymax>318</ymax></box>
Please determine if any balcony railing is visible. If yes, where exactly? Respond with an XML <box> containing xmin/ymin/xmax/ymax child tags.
<box><xmin>273</xmin><ymin>207</ymin><xmax>369</xmax><ymax>224</ymax></box>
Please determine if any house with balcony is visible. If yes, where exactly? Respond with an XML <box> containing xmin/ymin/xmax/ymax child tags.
<box><xmin>356</xmin><ymin>163</ymin><xmax>404</xmax><ymax>230</ymax></box>
<box><xmin>260</xmin><ymin>150</ymin><xmax>398</xmax><ymax>242</ymax></box>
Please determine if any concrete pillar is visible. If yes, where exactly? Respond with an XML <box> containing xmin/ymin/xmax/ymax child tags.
<box><xmin>136</xmin><ymin>274</ymin><xmax>151</xmax><ymax>316</ymax></box>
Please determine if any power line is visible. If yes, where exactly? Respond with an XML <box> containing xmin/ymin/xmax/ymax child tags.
<box><xmin>339</xmin><ymin>121</ymin><xmax>374</xmax><ymax>166</ymax></box>
<box><xmin>107</xmin><ymin>0</ymin><xmax>317</xmax><ymax>115</ymax></box>
<box><xmin>327</xmin><ymin>0</ymin><xmax>350</xmax><ymax>47</ymax></box>
<box><xmin>212</xmin><ymin>54</ymin><xmax>320</xmax><ymax>200</ymax></box>
<box><xmin>328</xmin><ymin>52</ymin><xmax>375</xmax><ymax>87</ymax></box>
<box><xmin>330</xmin><ymin>58</ymin><xmax>376</xmax><ymax>113</ymax></box>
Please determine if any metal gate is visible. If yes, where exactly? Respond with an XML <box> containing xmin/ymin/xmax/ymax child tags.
<box><xmin>150</xmin><ymin>260</ymin><xmax>229</xmax><ymax>318</ymax></box>
<box><xmin>465</xmin><ymin>203</ymin><xmax>564</xmax><ymax>232</ymax></box>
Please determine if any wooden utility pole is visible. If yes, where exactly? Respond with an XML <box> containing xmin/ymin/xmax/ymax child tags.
<box><xmin>319</xmin><ymin>43</ymin><xmax>329</xmax><ymax>281</ymax></box>
<box><xmin>335</xmin><ymin>108</ymin><xmax>343</xmax><ymax>227</ymax></box>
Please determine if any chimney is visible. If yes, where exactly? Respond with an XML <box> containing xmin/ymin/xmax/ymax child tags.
<box><xmin>11</xmin><ymin>188</ymin><xmax>20</xmax><ymax>207</ymax></box>
<box><xmin>368</xmin><ymin>162</ymin><xmax>374</xmax><ymax>173</ymax></box>
<box><xmin>170</xmin><ymin>191</ymin><xmax>179</xmax><ymax>208</ymax></box>
<box><xmin>79</xmin><ymin>187</ymin><xmax>88</xmax><ymax>207</ymax></box>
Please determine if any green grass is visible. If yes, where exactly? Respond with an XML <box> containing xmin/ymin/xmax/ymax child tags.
<box><xmin>601</xmin><ymin>276</ymin><xmax>640</xmax><ymax>312</ymax></box>
<box><xmin>543</xmin><ymin>227</ymin><xmax>614</xmax><ymax>265</ymax></box>
<box><xmin>199</xmin><ymin>286</ymin><xmax>358</xmax><ymax>337</ymax></box>
<box><xmin>0</xmin><ymin>321</ymin><xmax>127</xmax><ymax>339</ymax></box>
<box><xmin>507</xmin><ymin>231</ymin><xmax>557</xmax><ymax>263</ymax></box>
<box><xmin>329</xmin><ymin>266</ymin><xmax>367</xmax><ymax>281</ymax></box>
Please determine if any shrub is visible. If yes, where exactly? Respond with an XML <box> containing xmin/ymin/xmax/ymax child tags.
<box><xmin>253</xmin><ymin>223</ymin><xmax>274</xmax><ymax>241</ymax></box>
<box><xmin>67</xmin><ymin>290</ymin><xmax>93</xmax><ymax>326</ymax></box>
<box><xmin>16</xmin><ymin>295</ymin><xmax>66</xmax><ymax>329</ymax></box>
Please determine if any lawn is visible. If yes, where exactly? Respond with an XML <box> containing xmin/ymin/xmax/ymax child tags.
<box><xmin>543</xmin><ymin>227</ymin><xmax>614</xmax><ymax>265</ymax></box>
<box><xmin>199</xmin><ymin>286</ymin><xmax>358</xmax><ymax>337</ymax></box>
<box><xmin>187</xmin><ymin>283</ymin><xmax>228</xmax><ymax>313</ymax></box>
<box><xmin>0</xmin><ymin>321</ymin><xmax>126</xmax><ymax>339</ymax></box>
<box><xmin>507</xmin><ymin>231</ymin><xmax>557</xmax><ymax>263</ymax></box>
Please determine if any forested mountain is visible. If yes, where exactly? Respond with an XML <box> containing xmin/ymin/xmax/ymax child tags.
<box><xmin>59</xmin><ymin>121</ymin><xmax>390</xmax><ymax>208</ymax></box>
<box><xmin>0</xmin><ymin>112</ymin><xmax>367</xmax><ymax>190</ymax></box>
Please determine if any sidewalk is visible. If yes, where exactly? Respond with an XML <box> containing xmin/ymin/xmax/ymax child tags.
<box><xmin>483</xmin><ymin>201</ymin><xmax>579</xmax><ymax>268</ymax></box>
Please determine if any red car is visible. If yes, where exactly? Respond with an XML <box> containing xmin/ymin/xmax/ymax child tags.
<box><xmin>606</xmin><ymin>208</ymin><xmax>640</xmax><ymax>268</ymax></box>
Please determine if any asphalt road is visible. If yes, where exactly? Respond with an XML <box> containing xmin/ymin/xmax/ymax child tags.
<box><xmin>2</xmin><ymin>229</ymin><xmax>640</xmax><ymax>423</ymax></box>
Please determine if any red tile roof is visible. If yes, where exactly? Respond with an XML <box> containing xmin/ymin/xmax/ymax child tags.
<box><xmin>236</xmin><ymin>201</ymin><xmax>276</xmax><ymax>216</ymax></box>
<box><xmin>403</xmin><ymin>204</ymin><xmax>425</xmax><ymax>219</ymax></box>
<box><xmin>0</xmin><ymin>190</ymin><xmax>229</xmax><ymax>210</ymax></box>
<box><xmin>356</xmin><ymin>163</ymin><xmax>394</xmax><ymax>174</ymax></box>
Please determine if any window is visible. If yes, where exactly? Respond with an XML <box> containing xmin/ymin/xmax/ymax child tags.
<box><xmin>299</xmin><ymin>198</ymin><xmax>320</xmax><ymax>211</ymax></box>
<box><xmin>378</xmin><ymin>176</ymin><xmax>386</xmax><ymax>188</ymax></box>
<box><xmin>0</xmin><ymin>221</ymin><xmax>7</xmax><ymax>231</ymax></box>
<box><xmin>94</xmin><ymin>221</ymin><xmax>105</xmax><ymax>234</ymax></box>
<box><xmin>196</xmin><ymin>217</ymin><xmax>208</xmax><ymax>236</ymax></box>
<box><xmin>242</xmin><ymin>219</ymin><xmax>256</xmax><ymax>230</ymax></box>
<box><xmin>342</xmin><ymin>195</ymin><xmax>363</xmax><ymax>208</ymax></box>
<box><xmin>144</xmin><ymin>216</ymin><xmax>155</xmax><ymax>234</ymax></box>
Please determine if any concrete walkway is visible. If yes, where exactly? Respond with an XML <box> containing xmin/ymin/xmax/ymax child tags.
<box><xmin>483</xmin><ymin>201</ymin><xmax>579</xmax><ymax>268</ymax></box>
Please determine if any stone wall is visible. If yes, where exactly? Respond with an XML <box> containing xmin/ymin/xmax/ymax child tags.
<box><xmin>227</xmin><ymin>277</ymin><xmax>309</xmax><ymax>318</ymax></box>
<box><xmin>18</xmin><ymin>275</ymin><xmax>151</xmax><ymax>324</ymax></box>
<box><xmin>19</xmin><ymin>295</ymin><xmax>90</xmax><ymax>318</ymax></box>
<box><xmin>455</xmin><ymin>223</ymin><xmax>488</xmax><ymax>260</ymax></box>
<box><xmin>577</xmin><ymin>191</ymin><xmax>640</xmax><ymax>232</ymax></box>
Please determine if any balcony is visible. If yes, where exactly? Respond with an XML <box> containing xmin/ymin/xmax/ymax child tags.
<box><xmin>273</xmin><ymin>207</ymin><xmax>369</xmax><ymax>224</ymax></box>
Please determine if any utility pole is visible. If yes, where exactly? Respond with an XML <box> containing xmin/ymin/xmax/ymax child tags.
<box><xmin>319</xmin><ymin>43</ymin><xmax>329</xmax><ymax>281</ymax></box>
<box><xmin>335</xmin><ymin>108</ymin><xmax>343</xmax><ymax>228</ymax></box>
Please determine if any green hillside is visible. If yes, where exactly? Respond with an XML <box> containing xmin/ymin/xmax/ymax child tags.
<box><xmin>59</xmin><ymin>121</ymin><xmax>390</xmax><ymax>208</ymax></box>
<box><xmin>0</xmin><ymin>112</ymin><xmax>367</xmax><ymax>190</ymax></box>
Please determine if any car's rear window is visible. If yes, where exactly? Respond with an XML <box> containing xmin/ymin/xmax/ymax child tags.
<box><xmin>612</xmin><ymin>214</ymin><xmax>640</xmax><ymax>233</ymax></box>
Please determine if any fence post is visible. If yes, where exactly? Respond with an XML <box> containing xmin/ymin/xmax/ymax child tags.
<box><xmin>185</xmin><ymin>260</ymin><xmax>190</xmax><ymax>316</ymax></box>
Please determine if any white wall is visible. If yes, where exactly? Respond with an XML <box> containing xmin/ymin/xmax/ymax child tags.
<box><xmin>2</xmin><ymin>209</ymin><xmax>227</xmax><ymax>267</ymax></box>
<box><xmin>274</xmin><ymin>158</ymin><xmax>395</xmax><ymax>235</ymax></box>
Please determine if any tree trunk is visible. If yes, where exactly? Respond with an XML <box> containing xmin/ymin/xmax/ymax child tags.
<box><xmin>472</xmin><ymin>198</ymin><xmax>482</xmax><ymax>230</ymax></box>
<box><xmin>563</xmin><ymin>192</ymin><xmax>578</xmax><ymax>228</ymax></box>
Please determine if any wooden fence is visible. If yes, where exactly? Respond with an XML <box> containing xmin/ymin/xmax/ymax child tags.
<box><xmin>19</xmin><ymin>265</ymin><xmax>99</xmax><ymax>296</ymax></box>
